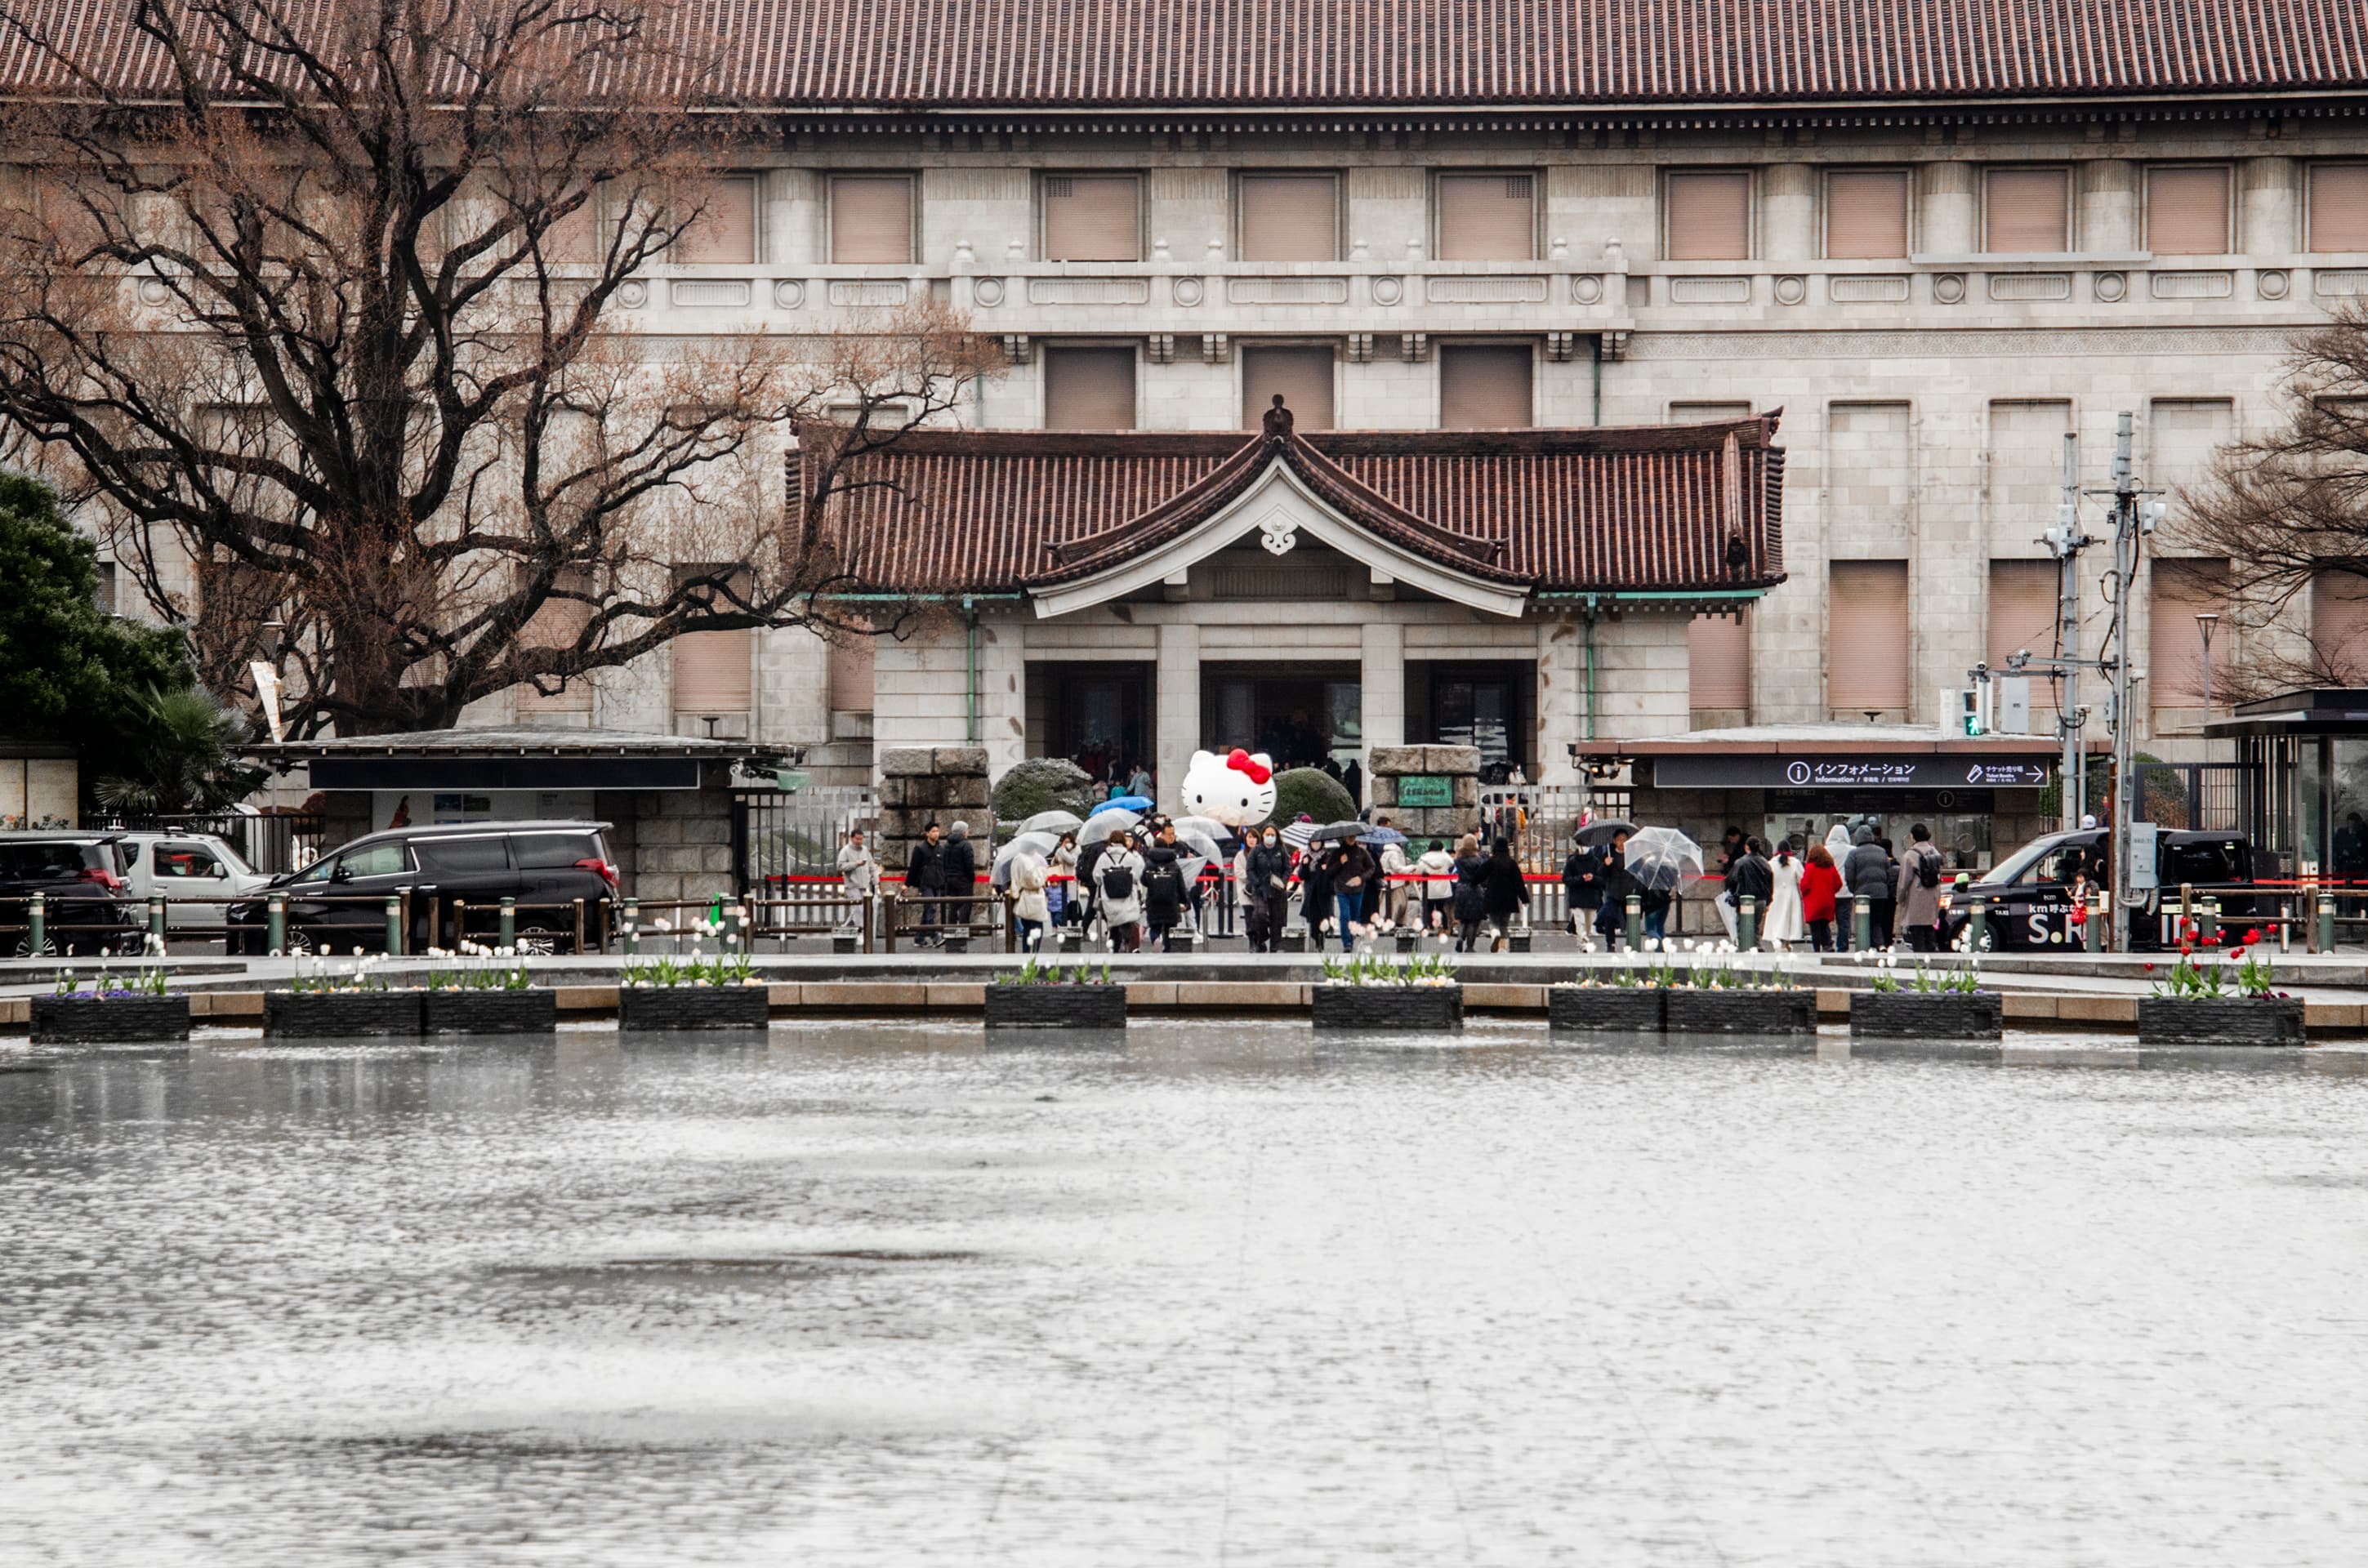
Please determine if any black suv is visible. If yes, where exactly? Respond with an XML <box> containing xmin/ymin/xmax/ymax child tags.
<box><xmin>227</xmin><ymin>821</ymin><xmax>619</xmax><ymax>954</ymax></box>
<box><xmin>1943</xmin><ymin>827</ymin><xmax>2255</xmax><ymax>951</ymax></box>
<box><xmin>0</xmin><ymin>832</ymin><xmax>145</xmax><ymax>955</ymax></box>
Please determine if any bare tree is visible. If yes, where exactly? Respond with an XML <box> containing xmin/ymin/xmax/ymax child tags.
<box><xmin>2177</xmin><ymin>304</ymin><xmax>2368</xmax><ymax>699</ymax></box>
<box><xmin>0</xmin><ymin>0</ymin><xmax>1001</xmax><ymax>736</ymax></box>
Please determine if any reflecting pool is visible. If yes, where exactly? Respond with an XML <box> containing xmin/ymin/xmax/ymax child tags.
<box><xmin>4</xmin><ymin>1022</ymin><xmax>2368</xmax><ymax>1566</ymax></box>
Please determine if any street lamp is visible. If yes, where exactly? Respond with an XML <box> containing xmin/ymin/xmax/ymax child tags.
<box><xmin>2196</xmin><ymin>611</ymin><xmax>2220</xmax><ymax>752</ymax></box>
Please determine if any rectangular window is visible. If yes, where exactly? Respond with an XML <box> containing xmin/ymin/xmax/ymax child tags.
<box><xmin>2147</xmin><ymin>398</ymin><xmax>2234</xmax><ymax>495</ymax></box>
<box><xmin>1240</xmin><ymin>345</ymin><xmax>1334</xmax><ymax>430</ymax></box>
<box><xmin>518</xmin><ymin>567</ymin><xmax>596</xmax><ymax>715</ymax></box>
<box><xmin>1041</xmin><ymin>345</ymin><xmax>1138</xmax><ymax>429</ymax></box>
<box><xmin>1043</xmin><ymin>175</ymin><xmax>1140</xmax><ymax>262</ymax></box>
<box><xmin>828</xmin><ymin>634</ymin><xmax>876</xmax><ymax>715</ymax></box>
<box><xmin>1824</xmin><ymin>169</ymin><xmax>1910</xmax><ymax>259</ymax></box>
<box><xmin>676</xmin><ymin>175</ymin><xmax>757</xmax><ymax>265</ymax></box>
<box><xmin>1828</xmin><ymin>560</ymin><xmax>1911</xmax><ymax>715</ymax></box>
<box><xmin>829</xmin><ymin>175</ymin><xmax>914</xmax><ymax>264</ymax></box>
<box><xmin>1988</xmin><ymin>399</ymin><xmax>2073</xmax><ymax>531</ymax></box>
<box><xmin>1438</xmin><ymin>344</ymin><xmax>1532</xmax><ymax>429</ymax></box>
<box><xmin>1984</xmin><ymin>167</ymin><xmax>2070</xmax><ymax>252</ymax></box>
<box><xmin>1435</xmin><ymin>173</ymin><xmax>1536</xmax><ymax>261</ymax></box>
<box><xmin>2149</xmin><ymin>558</ymin><xmax>2230</xmax><ymax>709</ymax></box>
<box><xmin>2315</xmin><ymin>571</ymin><xmax>2368</xmax><ymax>678</ymax></box>
<box><xmin>94</xmin><ymin>560</ymin><xmax>117</xmax><ymax>616</ymax></box>
<box><xmin>1987</xmin><ymin>559</ymin><xmax>2061</xmax><ymax>718</ymax></box>
<box><xmin>1688</xmin><ymin>612</ymin><xmax>1750</xmax><ymax>714</ymax></box>
<box><xmin>2146</xmin><ymin>166</ymin><xmax>2232</xmax><ymax>256</ymax></box>
<box><xmin>543</xmin><ymin>191</ymin><xmax>603</xmax><ymax>263</ymax></box>
<box><xmin>671</xmin><ymin>567</ymin><xmax>753</xmax><ymax>714</ymax></box>
<box><xmin>2309</xmin><ymin>164</ymin><xmax>2368</xmax><ymax>252</ymax></box>
<box><xmin>1669</xmin><ymin>400</ymin><xmax>1752</xmax><ymax>422</ymax></box>
<box><xmin>1238</xmin><ymin>174</ymin><xmax>1339</xmax><ymax>262</ymax></box>
<box><xmin>1666</xmin><ymin>171</ymin><xmax>1751</xmax><ymax>261</ymax></box>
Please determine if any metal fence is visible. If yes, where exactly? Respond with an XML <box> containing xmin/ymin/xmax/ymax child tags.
<box><xmin>731</xmin><ymin>787</ymin><xmax>876</xmax><ymax>897</ymax></box>
<box><xmin>2133</xmin><ymin>763</ymin><xmax>2246</xmax><ymax>833</ymax></box>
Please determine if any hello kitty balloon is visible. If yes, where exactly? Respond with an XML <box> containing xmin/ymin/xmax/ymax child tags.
<box><xmin>1181</xmin><ymin>747</ymin><xmax>1278</xmax><ymax>828</ymax></box>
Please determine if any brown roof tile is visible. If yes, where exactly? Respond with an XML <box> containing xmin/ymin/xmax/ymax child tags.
<box><xmin>801</xmin><ymin>413</ymin><xmax>1787</xmax><ymax>599</ymax></box>
<box><xmin>6</xmin><ymin>0</ymin><xmax>2364</xmax><ymax>107</ymax></box>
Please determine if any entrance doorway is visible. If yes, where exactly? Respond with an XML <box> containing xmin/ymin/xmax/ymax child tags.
<box><xmin>1202</xmin><ymin>664</ymin><xmax>1362</xmax><ymax>770</ymax></box>
<box><xmin>1407</xmin><ymin>661</ymin><xmax>1535</xmax><ymax>780</ymax></box>
<box><xmin>1028</xmin><ymin>662</ymin><xmax>1153</xmax><ymax>786</ymax></box>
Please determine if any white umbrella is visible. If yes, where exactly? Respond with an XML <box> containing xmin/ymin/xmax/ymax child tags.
<box><xmin>1625</xmin><ymin>826</ymin><xmax>1704</xmax><ymax>895</ymax></box>
<box><xmin>992</xmin><ymin>831</ymin><xmax>1061</xmax><ymax>889</ymax></box>
<box><xmin>1279</xmin><ymin>818</ymin><xmax>1320</xmax><ymax>852</ymax></box>
<box><xmin>1022</xmin><ymin>808</ymin><xmax>1086</xmax><ymax>836</ymax></box>
<box><xmin>1171</xmin><ymin>814</ymin><xmax>1240</xmax><ymax>850</ymax></box>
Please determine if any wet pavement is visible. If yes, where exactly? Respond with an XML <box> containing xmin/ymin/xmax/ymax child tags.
<box><xmin>2</xmin><ymin>1022</ymin><xmax>2366</xmax><ymax>1566</ymax></box>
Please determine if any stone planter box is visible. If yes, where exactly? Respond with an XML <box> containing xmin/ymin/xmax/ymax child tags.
<box><xmin>832</xmin><ymin>932</ymin><xmax>861</xmax><ymax>955</ymax></box>
<box><xmin>1394</xmin><ymin>930</ymin><xmax>1419</xmax><ymax>953</ymax></box>
<box><xmin>1546</xmin><ymin>987</ymin><xmax>1666</xmax><ymax>1033</ymax></box>
<box><xmin>1663</xmin><ymin>988</ymin><xmax>1817</xmax><ymax>1036</ymax></box>
<box><xmin>941</xmin><ymin>933</ymin><xmax>971</xmax><ymax>956</ymax></box>
<box><xmin>423</xmin><ymin>988</ymin><xmax>557</xmax><ymax>1036</ymax></box>
<box><xmin>31</xmin><ymin>995</ymin><xmax>191</xmax><ymax>1044</ymax></box>
<box><xmin>1850</xmin><ymin>991</ymin><xmax>2002</xmax><ymax>1040</ymax></box>
<box><xmin>983</xmin><ymin>984</ymin><xmax>1128</xmax><ymax>1030</ymax></box>
<box><xmin>1055</xmin><ymin>929</ymin><xmax>1082</xmax><ymax>954</ymax></box>
<box><xmin>1312</xmin><ymin>984</ymin><xmax>1462</xmax><ymax>1031</ymax></box>
<box><xmin>1506</xmin><ymin>930</ymin><xmax>1533</xmax><ymax>953</ymax></box>
<box><xmin>1277</xmin><ymin>926</ymin><xmax>1309</xmax><ymax>954</ymax></box>
<box><xmin>2137</xmin><ymin>996</ymin><xmax>2306</xmax><ymax>1047</ymax></box>
<box><xmin>265</xmin><ymin>990</ymin><xmax>422</xmax><ymax>1038</ymax></box>
<box><xmin>618</xmin><ymin>984</ymin><xmax>770</xmax><ymax>1031</ymax></box>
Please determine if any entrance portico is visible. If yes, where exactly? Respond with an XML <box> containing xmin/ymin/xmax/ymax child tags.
<box><xmin>808</xmin><ymin>407</ymin><xmax>1788</xmax><ymax>798</ymax></box>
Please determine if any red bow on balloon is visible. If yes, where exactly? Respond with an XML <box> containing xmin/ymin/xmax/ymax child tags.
<box><xmin>1226</xmin><ymin>747</ymin><xmax>1273</xmax><ymax>786</ymax></box>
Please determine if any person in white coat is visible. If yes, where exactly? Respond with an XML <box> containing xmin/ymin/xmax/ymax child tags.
<box><xmin>1095</xmin><ymin>831</ymin><xmax>1147</xmax><ymax>953</ymax></box>
<box><xmin>1764</xmin><ymin>838</ymin><xmax>1807</xmax><ymax>947</ymax></box>
<box><xmin>836</xmin><ymin>830</ymin><xmax>879</xmax><ymax>940</ymax></box>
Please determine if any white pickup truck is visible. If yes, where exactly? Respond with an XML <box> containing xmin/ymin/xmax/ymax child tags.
<box><xmin>114</xmin><ymin>831</ymin><xmax>277</xmax><ymax>929</ymax></box>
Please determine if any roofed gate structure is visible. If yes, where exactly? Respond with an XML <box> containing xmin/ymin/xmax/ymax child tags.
<box><xmin>804</xmin><ymin>404</ymin><xmax>1786</xmax><ymax>793</ymax></box>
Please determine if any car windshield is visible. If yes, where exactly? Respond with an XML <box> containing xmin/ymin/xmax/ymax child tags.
<box><xmin>204</xmin><ymin>837</ymin><xmax>257</xmax><ymax>878</ymax></box>
<box><xmin>1988</xmin><ymin>833</ymin><xmax>2085</xmax><ymax>886</ymax></box>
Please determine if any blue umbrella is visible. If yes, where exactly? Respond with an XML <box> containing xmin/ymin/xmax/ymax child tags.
<box><xmin>1095</xmin><ymin>795</ymin><xmax>1153</xmax><ymax>814</ymax></box>
<box><xmin>1356</xmin><ymin>826</ymin><xmax>1410</xmax><ymax>849</ymax></box>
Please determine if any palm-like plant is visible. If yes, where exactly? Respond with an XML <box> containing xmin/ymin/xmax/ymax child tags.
<box><xmin>92</xmin><ymin>687</ymin><xmax>264</xmax><ymax>815</ymax></box>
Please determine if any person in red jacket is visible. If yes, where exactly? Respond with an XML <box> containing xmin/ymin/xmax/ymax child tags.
<box><xmin>1801</xmin><ymin>842</ymin><xmax>1845</xmax><ymax>951</ymax></box>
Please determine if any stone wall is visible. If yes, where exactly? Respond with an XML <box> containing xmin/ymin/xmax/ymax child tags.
<box><xmin>1367</xmin><ymin>745</ymin><xmax>1482</xmax><ymax>842</ymax></box>
<box><xmin>876</xmin><ymin>747</ymin><xmax>995</xmax><ymax>875</ymax></box>
<box><xmin>613</xmin><ymin>771</ymin><xmax>739</xmax><ymax>906</ymax></box>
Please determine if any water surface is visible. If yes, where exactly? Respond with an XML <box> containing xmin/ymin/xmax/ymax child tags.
<box><xmin>2</xmin><ymin>1022</ymin><xmax>2366</xmax><ymax>1566</ymax></box>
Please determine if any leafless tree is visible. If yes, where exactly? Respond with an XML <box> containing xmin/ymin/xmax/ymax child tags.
<box><xmin>2176</xmin><ymin>304</ymin><xmax>2368</xmax><ymax>700</ymax></box>
<box><xmin>0</xmin><ymin>0</ymin><xmax>1001</xmax><ymax>736</ymax></box>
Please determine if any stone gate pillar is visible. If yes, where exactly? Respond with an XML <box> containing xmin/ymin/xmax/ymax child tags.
<box><xmin>877</xmin><ymin>746</ymin><xmax>995</xmax><ymax>881</ymax></box>
<box><xmin>1366</xmin><ymin>745</ymin><xmax>1481</xmax><ymax>847</ymax></box>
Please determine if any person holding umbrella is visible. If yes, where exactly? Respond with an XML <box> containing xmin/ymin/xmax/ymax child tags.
<box><xmin>1299</xmin><ymin>830</ymin><xmax>1334</xmax><ymax>939</ymax></box>
<box><xmin>1050</xmin><ymin>831</ymin><xmax>1080</xmax><ymax>927</ymax></box>
<box><xmin>1591</xmin><ymin>828</ymin><xmax>1635</xmax><ymax>950</ymax></box>
<box><xmin>1322</xmin><ymin>826</ymin><xmax>1379</xmax><ymax>953</ymax></box>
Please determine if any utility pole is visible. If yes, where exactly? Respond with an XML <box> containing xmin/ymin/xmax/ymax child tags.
<box><xmin>2054</xmin><ymin>430</ymin><xmax>2085</xmax><ymax>831</ymax></box>
<box><xmin>2098</xmin><ymin>412</ymin><xmax>2169</xmax><ymax>952</ymax></box>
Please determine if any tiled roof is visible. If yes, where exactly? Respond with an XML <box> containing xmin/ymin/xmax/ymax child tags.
<box><xmin>801</xmin><ymin>412</ymin><xmax>1786</xmax><ymax>599</ymax></box>
<box><xmin>6</xmin><ymin>1</ymin><xmax>2364</xmax><ymax>107</ymax></box>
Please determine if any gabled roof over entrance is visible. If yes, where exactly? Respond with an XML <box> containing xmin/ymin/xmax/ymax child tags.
<box><xmin>800</xmin><ymin>409</ymin><xmax>1786</xmax><ymax>615</ymax></box>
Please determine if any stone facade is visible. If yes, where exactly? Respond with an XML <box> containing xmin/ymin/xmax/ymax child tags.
<box><xmin>1367</xmin><ymin>746</ymin><xmax>1483</xmax><ymax>842</ymax></box>
<box><xmin>875</xmin><ymin>748</ymin><xmax>994</xmax><ymax>875</ymax></box>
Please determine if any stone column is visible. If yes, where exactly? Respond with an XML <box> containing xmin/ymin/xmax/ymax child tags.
<box><xmin>1367</xmin><ymin>746</ymin><xmax>1482</xmax><ymax>845</ymax></box>
<box><xmin>1536</xmin><ymin>617</ymin><xmax>1585</xmax><ymax>785</ymax></box>
<box><xmin>1154</xmin><ymin>621</ymin><xmax>1200</xmax><ymax>812</ymax></box>
<box><xmin>2242</xmin><ymin>157</ymin><xmax>2298</xmax><ymax>255</ymax></box>
<box><xmin>1760</xmin><ymin>163</ymin><xmax>1816</xmax><ymax>261</ymax></box>
<box><xmin>2079</xmin><ymin>160</ymin><xmax>2138</xmax><ymax>253</ymax></box>
<box><xmin>876</xmin><ymin>747</ymin><xmax>993</xmax><ymax>881</ymax></box>
<box><xmin>1360</xmin><ymin>621</ymin><xmax>1405</xmax><ymax>780</ymax></box>
<box><xmin>1917</xmin><ymin>163</ymin><xmax>1976</xmax><ymax>253</ymax></box>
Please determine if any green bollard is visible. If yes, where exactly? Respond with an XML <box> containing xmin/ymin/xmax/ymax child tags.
<box><xmin>1967</xmin><ymin>896</ymin><xmax>1987</xmax><ymax>953</ymax></box>
<box><xmin>1851</xmin><ymin>895</ymin><xmax>1871</xmax><ymax>952</ymax></box>
<box><xmin>2084</xmin><ymin>892</ymin><xmax>2103</xmax><ymax>953</ymax></box>
<box><xmin>149</xmin><ymin>895</ymin><xmax>168</xmax><ymax>951</ymax></box>
<box><xmin>1624</xmin><ymin>893</ymin><xmax>1642</xmax><ymax>951</ymax></box>
<box><xmin>27</xmin><ymin>891</ymin><xmax>45</xmax><ymax>956</ymax></box>
<box><xmin>2319</xmin><ymin>892</ymin><xmax>2338</xmax><ymax>955</ymax></box>
<box><xmin>266</xmin><ymin>892</ymin><xmax>286</xmax><ymax>957</ymax></box>
<box><xmin>1738</xmin><ymin>893</ymin><xmax>1759</xmax><ymax>950</ymax></box>
<box><xmin>385</xmin><ymin>895</ymin><xmax>404</xmax><ymax>956</ymax></box>
<box><xmin>499</xmin><ymin>896</ymin><xmax>516</xmax><ymax>949</ymax></box>
<box><xmin>622</xmin><ymin>897</ymin><xmax>640</xmax><ymax>956</ymax></box>
<box><xmin>2199</xmin><ymin>896</ymin><xmax>2219</xmax><ymax>947</ymax></box>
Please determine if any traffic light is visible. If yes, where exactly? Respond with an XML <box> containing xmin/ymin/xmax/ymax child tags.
<box><xmin>1958</xmin><ymin>687</ymin><xmax>1986</xmax><ymax>737</ymax></box>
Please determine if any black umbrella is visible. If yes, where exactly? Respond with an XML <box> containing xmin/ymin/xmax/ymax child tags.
<box><xmin>1576</xmin><ymin>819</ymin><xmax>1639</xmax><ymax>847</ymax></box>
<box><xmin>1305</xmin><ymin>820</ymin><xmax>1371</xmax><ymax>844</ymax></box>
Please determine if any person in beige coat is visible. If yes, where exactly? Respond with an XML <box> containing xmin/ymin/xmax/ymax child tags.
<box><xmin>1894</xmin><ymin>822</ymin><xmax>1947</xmax><ymax>952</ymax></box>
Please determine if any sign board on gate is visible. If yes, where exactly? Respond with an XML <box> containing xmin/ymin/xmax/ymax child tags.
<box><xmin>1396</xmin><ymin>774</ymin><xmax>1453</xmax><ymax>807</ymax></box>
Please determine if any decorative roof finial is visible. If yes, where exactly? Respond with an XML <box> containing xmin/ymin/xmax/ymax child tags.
<box><xmin>1261</xmin><ymin>394</ymin><xmax>1294</xmax><ymax>440</ymax></box>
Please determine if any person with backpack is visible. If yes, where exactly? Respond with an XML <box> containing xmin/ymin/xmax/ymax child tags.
<box><xmin>1451</xmin><ymin>833</ymin><xmax>1490</xmax><ymax>951</ymax></box>
<box><xmin>1141</xmin><ymin>830</ymin><xmax>1188</xmax><ymax>952</ymax></box>
<box><xmin>1897</xmin><ymin>822</ymin><xmax>1947</xmax><ymax>952</ymax></box>
<box><xmin>1843</xmin><ymin>826</ymin><xmax>1892</xmax><ymax>950</ymax></box>
<box><xmin>1095</xmin><ymin>829</ymin><xmax>1146</xmax><ymax>953</ymax></box>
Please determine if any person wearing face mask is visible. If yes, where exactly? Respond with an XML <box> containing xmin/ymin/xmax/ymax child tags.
<box><xmin>1244</xmin><ymin>825</ymin><xmax>1294</xmax><ymax>953</ymax></box>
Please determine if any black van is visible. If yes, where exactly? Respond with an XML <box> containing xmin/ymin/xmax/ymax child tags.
<box><xmin>227</xmin><ymin>821</ymin><xmax>618</xmax><ymax>953</ymax></box>
<box><xmin>0</xmin><ymin>832</ymin><xmax>145</xmax><ymax>955</ymax></box>
<box><xmin>1942</xmin><ymin>827</ymin><xmax>2255</xmax><ymax>951</ymax></box>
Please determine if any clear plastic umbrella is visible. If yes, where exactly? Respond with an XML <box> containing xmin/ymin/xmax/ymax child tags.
<box><xmin>1079</xmin><ymin>808</ymin><xmax>1141</xmax><ymax>848</ymax></box>
<box><xmin>1021</xmin><ymin>808</ymin><xmax>1086</xmax><ymax>836</ymax></box>
<box><xmin>992</xmin><ymin>830</ymin><xmax>1062</xmax><ymax>889</ymax></box>
<box><xmin>1624</xmin><ymin>826</ymin><xmax>1704</xmax><ymax>895</ymax></box>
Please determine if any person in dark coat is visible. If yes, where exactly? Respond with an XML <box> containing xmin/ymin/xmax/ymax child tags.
<box><xmin>1842</xmin><ymin>825</ymin><xmax>1892</xmax><ymax>951</ymax></box>
<box><xmin>1244</xmin><ymin>825</ymin><xmax>1293</xmax><ymax>952</ymax></box>
<box><xmin>1481</xmin><ymin>837</ymin><xmax>1529</xmax><ymax>952</ymax></box>
<box><xmin>1724</xmin><ymin>836</ymin><xmax>1774</xmax><ymax>944</ymax></box>
<box><xmin>1590</xmin><ymin>831</ymin><xmax>1635</xmax><ymax>949</ymax></box>
<box><xmin>1142</xmin><ymin>835</ymin><xmax>1188</xmax><ymax>951</ymax></box>
<box><xmin>1450</xmin><ymin>833</ymin><xmax>1490</xmax><ymax>952</ymax></box>
<box><xmin>907</xmin><ymin>822</ymin><xmax>948</xmax><ymax>946</ymax></box>
<box><xmin>1322</xmin><ymin>831</ymin><xmax>1380</xmax><ymax>953</ymax></box>
<box><xmin>1299</xmin><ymin>835</ymin><xmax>1333</xmax><ymax>937</ymax></box>
<box><xmin>1562</xmin><ymin>831</ymin><xmax>1603</xmax><ymax>938</ymax></box>
<box><xmin>941</xmin><ymin>821</ymin><xmax>979</xmax><ymax>943</ymax></box>
<box><xmin>1341</xmin><ymin>759</ymin><xmax>1364</xmax><ymax>808</ymax></box>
